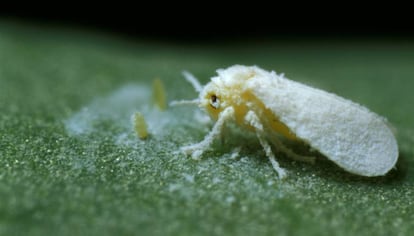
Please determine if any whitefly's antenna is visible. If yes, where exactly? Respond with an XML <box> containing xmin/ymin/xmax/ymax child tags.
<box><xmin>169</xmin><ymin>70</ymin><xmax>203</xmax><ymax>107</ymax></box>
<box><xmin>182</xmin><ymin>70</ymin><xmax>203</xmax><ymax>93</ymax></box>
<box><xmin>170</xmin><ymin>99</ymin><xmax>200</xmax><ymax>106</ymax></box>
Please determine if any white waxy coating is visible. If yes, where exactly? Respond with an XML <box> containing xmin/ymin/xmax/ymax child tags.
<box><xmin>206</xmin><ymin>65</ymin><xmax>398</xmax><ymax>176</ymax></box>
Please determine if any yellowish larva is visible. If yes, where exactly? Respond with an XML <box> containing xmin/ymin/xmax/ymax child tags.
<box><xmin>132</xmin><ymin>111</ymin><xmax>148</xmax><ymax>139</ymax></box>
<box><xmin>152</xmin><ymin>78</ymin><xmax>167</xmax><ymax>111</ymax></box>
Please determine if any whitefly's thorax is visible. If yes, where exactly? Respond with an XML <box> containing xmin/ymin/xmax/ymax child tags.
<box><xmin>198</xmin><ymin>66</ymin><xmax>294</xmax><ymax>138</ymax></box>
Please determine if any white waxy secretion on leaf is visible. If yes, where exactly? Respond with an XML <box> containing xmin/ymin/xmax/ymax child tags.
<box><xmin>172</xmin><ymin>65</ymin><xmax>399</xmax><ymax>178</ymax></box>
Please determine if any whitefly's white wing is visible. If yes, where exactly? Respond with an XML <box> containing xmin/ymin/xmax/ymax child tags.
<box><xmin>246</xmin><ymin>67</ymin><xmax>398</xmax><ymax>176</ymax></box>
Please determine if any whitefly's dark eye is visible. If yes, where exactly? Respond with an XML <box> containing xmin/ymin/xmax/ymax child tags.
<box><xmin>210</xmin><ymin>94</ymin><xmax>220</xmax><ymax>109</ymax></box>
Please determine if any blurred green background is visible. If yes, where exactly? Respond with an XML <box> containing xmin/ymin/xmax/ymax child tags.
<box><xmin>1</xmin><ymin>20</ymin><xmax>414</xmax><ymax>236</ymax></box>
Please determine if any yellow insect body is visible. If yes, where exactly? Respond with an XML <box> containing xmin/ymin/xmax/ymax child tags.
<box><xmin>133</xmin><ymin>112</ymin><xmax>148</xmax><ymax>139</ymax></box>
<box><xmin>152</xmin><ymin>78</ymin><xmax>167</xmax><ymax>110</ymax></box>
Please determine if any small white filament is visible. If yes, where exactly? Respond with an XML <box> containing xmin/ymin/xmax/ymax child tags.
<box><xmin>182</xmin><ymin>70</ymin><xmax>203</xmax><ymax>93</ymax></box>
<box><xmin>169</xmin><ymin>99</ymin><xmax>200</xmax><ymax>106</ymax></box>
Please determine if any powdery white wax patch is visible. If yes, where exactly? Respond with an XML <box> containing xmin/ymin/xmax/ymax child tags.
<box><xmin>173</xmin><ymin>65</ymin><xmax>398</xmax><ymax>178</ymax></box>
<box><xmin>64</xmin><ymin>84</ymin><xmax>180</xmax><ymax>145</ymax></box>
<box><xmin>64</xmin><ymin>84</ymin><xmax>150</xmax><ymax>136</ymax></box>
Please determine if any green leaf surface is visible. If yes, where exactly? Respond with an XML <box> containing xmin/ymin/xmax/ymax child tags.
<box><xmin>1</xmin><ymin>21</ymin><xmax>414</xmax><ymax>236</ymax></box>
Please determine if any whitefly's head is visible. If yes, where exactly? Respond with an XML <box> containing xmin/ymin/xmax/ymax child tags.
<box><xmin>173</xmin><ymin>65</ymin><xmax>273</xmax><ymax>120</ymax></box>
<box><xmin>198</xmin><ymin>65</ymin><xmax>270</xmax><ymax>120</ymax></box>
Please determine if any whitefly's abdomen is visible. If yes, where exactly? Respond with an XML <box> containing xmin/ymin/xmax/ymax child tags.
<box><xmin>248</xmin><ymin>73</ymin><xmax>398</xmax><ymax>176</ymax></box>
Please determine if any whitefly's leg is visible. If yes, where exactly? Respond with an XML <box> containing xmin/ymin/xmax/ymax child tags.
<box><xmin>269</xmin><ymin>138</ymin><xmax>315</xmax><ymax>164</ymax></box>
<box><xmin>244</xmin><ymin>111</ymin><xmax>287</xmax><ymax>179</ymax></box>
<box><xmin>181</xmin><ymin>107</ymin><xmax>235</xmax><ymax>160</ymax></box>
